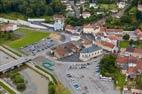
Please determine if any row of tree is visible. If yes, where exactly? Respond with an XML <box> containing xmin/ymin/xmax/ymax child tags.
<box><xmin>0</xmin><ymin>0</ymin><xmax>65</xmax><ymax>17</ymax></box>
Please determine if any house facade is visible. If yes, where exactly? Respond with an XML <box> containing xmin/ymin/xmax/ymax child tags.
<box><xmin>124</xmin><ymin>48</ymin><xmax>142</xmax><ymax>58</ymax></box>
<box><xmin>80</xmin><ymin>44</ymin><xmax>103</xmax><ymax>61</ymax></box>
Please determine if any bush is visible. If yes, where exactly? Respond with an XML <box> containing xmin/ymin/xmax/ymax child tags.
<box><xmin>8</xmin><ymin>71</ymin><xmax>26</xmax><ymax>91</ymax></box>
<box><xmin>16</xmin><ymin>83</ymin><xmax>26</xmax><ymax>91</ymax></box>
<box><xmin>48</xmin><ymin>82</ymin><xmax>55</xmax><ymax>94</ymax></box>
<box><xmin>14</xmin><ymin>75</ymin><xmax>24</xmax><ymax>84</ymax></box>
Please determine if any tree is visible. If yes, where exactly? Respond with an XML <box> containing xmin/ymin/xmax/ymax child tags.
<box><xmin>16</xmin><ymin>83</ymin><xmax>26</xmax><ymax>91</ymax></box>
<box><xmin>80</xmin><ymin>6</ymin><xmax>83</xmax><ymax>15</ymax></box>
<box><xmin>0</xmin><ymin>0</ymin><xmax>65</xmax><ymax>17</ymax></box>
<box><xmin>123</xmin><ymin>34</ymin><xmax>130</xmax><ymax>41</ymax></box>
<box><xmin>129</xmin><ymin>39</ymin><xmax>134</xmax><ymax>46</ymax></box>
<box><xmin>99</xmin><ymin>54</ymin><xmax>117</xmax><ymax>76</ymax></box>
<box><xmin>48</xmin><ymin>82</ymin><xmax>55</xmax><ymax>94</ymax></box>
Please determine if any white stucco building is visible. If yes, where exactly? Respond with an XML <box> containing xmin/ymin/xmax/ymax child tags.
<box><xmin>82</xmin><ymin>12</ymin><xmax>91</xmax><ymax>19</ymax></box>
<box><xmin>80</xmin><ymin>44</ymin><xmax>103</xmax><ymax>61</ymax></box>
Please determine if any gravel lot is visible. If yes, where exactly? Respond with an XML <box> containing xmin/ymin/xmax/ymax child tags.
<box><xmin>20</xmin><ymin>68</ymin><xmax>49</xmax><ymax>94</ymax></box>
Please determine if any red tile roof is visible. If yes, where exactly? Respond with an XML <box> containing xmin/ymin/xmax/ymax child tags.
<box><xmin>127</xmin><ymin>67</ymin><xmax>137</xmax><ymax>74</ymax></box>
<box><xmin>107</xmin><ymin>35</ymin><xmax>120</xmax><ymax>40</ymax></box>
<box><xmin>135</xmin><ymin>29</ymin><xmax>142</xmax><ymax>37</ymax></box>
<box><xmin>137</xmin><ymin>60</ymin><xmax>142</xmax><ymax>69</ymax></box>
<box><xmin>65</xmin><ymin>43</ymin><xmax>78</xmax><ymax>51</ymax></box>
<box><xmin>126</xmin><ymin>48</ymin><xmax>142</xmax><ymax>54</ymax></box>
<box><xmin>116</xmin><ymin>56</ymin><xmax>137</xmax><ymax>64</ymax></box>
<box><xmin>116</xmin><ymin>56</ymin><xmax>128</xmax><ymax>64</ymax></box>
<box><xmin>65</xmin><ymin>25</ymin><xmax>74</xmax><ymax>30</ymax></box>
<box><xmin>134</xmin><ymin>48</ymin><xmax>142</xmax><ymax>53</ymax></box>
<box><xmin>106</xmin><ymin>29</ymin><xmax>123</xmax><ymax>32</ymax></box>
<box><xmin>54</xmin><ymin>47</ymin><xmax>66</xmax><ymax>57</ymax></box>
<box><xmin>99</xmin><ymin>41</ymin><xmax>115</xmax><ymax>49</ymax></box>
<box><xmin>100</xmin><ymin>27</ymin><xmax>106</xmax><ymax>32</ymax></box>
<box><xmin>53</xmin><ymin>14</ymin><xmax>65</xmax><ymax>20</ymax></box>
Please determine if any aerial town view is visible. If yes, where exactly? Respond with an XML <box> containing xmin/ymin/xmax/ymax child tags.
<box><xmin>0</xmin><ymin>0</ymin><xmax>142</xmax><ymax>94</ymax></box>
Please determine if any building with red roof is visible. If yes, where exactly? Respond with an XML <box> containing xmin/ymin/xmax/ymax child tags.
<box><xmin>0</xmin><ymin>24</ymin><xmax>18</xmax><ymax>32</ymax></box>
<box><xmin>125</xmin><ymin>48</ymin><xmax>142</xmax><ymax>58</ymax></box>
<box><xmin>94</xmin><ymin>41</ymin><xmax>118</xmax><ymax>53</ymax></box>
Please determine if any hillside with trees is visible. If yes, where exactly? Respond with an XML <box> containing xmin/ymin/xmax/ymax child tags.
<box><xmin>0</xmin><ymin>0</ymin><xmax>65</xmax><ymax>17</ymax></box>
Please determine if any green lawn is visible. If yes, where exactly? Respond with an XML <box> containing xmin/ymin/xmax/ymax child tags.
<box><xmin>6</xmin><ymin>28</ymin><xmax>50</xmax><ymax>49</ymax></box>
<box><xmin>119</xmin><ymin>40</ymin><xmax>142</xmax><ymax>48</ymax></box>
<box><xmin>119</xmin><ymin>41</ymin><xmax>129</xmax><ymax>48</ymax></box>
<box><xmin>114</xmin><ymin>71</ymin><xmax>126</xmax><ymax>89</ymax></box>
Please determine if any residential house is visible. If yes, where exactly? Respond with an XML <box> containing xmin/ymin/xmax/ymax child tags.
<box><xmin>80</xmin><ymin>44</ymin><xmax>103</xmax><ymax>61</ymax></box>
<box><xmin>131</xmin><ymin>89</ymin><xmax>142</xmax><ymax>94</ymax></box>
<box><xmin>105</xmin><ymin>28</ymin><xmax>123</xmax><ymax>36</ymax></box>
<box><xmin>138</xmin><ymin>4</ymin><xmax>142</xmax><ymax>12</ymax></box>
<box><xmin>83</xmin><ymin>24</ymin><xmax>94</xmax><ymax>34</ymax></box>
<box><xmin>116</xmin><ymin>56</ymin><xmax>142</xmax><ymax>78</ymax></box>
<box><xmin>66</xmin><ymin>5</ymin><xmax>73</xmax><ymax>11</ymax></box>
<box><xmin>53</xmin><ymin>46</ymin><xmax>72</xmax><ymax>59</ymax></box>
<box><xmin>81</xmin><ymin>39</ymin><xmax>93</xmax><ymax>48</ymax></box>
<box><xmin>117</xmin><ymin>2</ymin><xmax>126</xmax><ymax>9</ymax></box>
<box><xmin>65</xmin><ymin>25</ymin><xmax>81</xmax><ymax>35</ymax></box>
<box><xmin>53</xmin><ymin>20</ymin><xmax>64</xmax><ymax>31</ymax></box>
<box><xmin>83</xmin><ymin>24</ymin><xmax>100</xmax><ymax>34</ymax></box>
<box><xmin>128</xmin><ymin>31</ymin><xmax>138</xmax><ymax>41</ymax></box>
<box><xmin>135</xmin><ymin>29</ymin><xmax>142</xmax><ymax>40</ymax></box>
<box><xmin>101</xmin><ymin>35</ymin><xmax>120</xmax><ymax>45</ymax></box>
<box><xmin>0</xmin><ymin>24</ymin><xmax>18</xmax><ymax>32</ymax></box>
<box><xmin>82</xmin><ymin>12</ymin><xmax>91</xmax><ymax>19</ymax></box>
<box><xmin>53</xmin><ymin>42</ymin><xmax>79</xmax><ymax>59</ymax></box>
<box><xmin>53</xmin><ymin>15</ymin><xmax>65</xmax><ymax>22</ymax></box>
<box><xmin>89</xmin><ymin>3</ymin><xmax>98</xmax><ymax>9</ymax></box>
<box><xmin>95</xmin><ymin>41</ymin><xmax>118</xmax><ymax>53</ymax></box>
<box><xmin>65</xmin><ymin>42</ymin><xmax>79</xmax><ymax>53</ymax></box>
<box><xmin>124</xmin><ymin>48</ymin><xmax>142</xmax><ymax>58</ymax></box>
<box><xmin>41</xmin><ymin>15</ymin><xmax>65</xmax><ymax>31</ymax></box>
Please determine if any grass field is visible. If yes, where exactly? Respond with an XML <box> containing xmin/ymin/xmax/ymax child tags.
<box><xmin>119</xmin><ymin>41</ymin><xmax>129</xmax><ymax>48</ymax></box>
<box><xmin>6</xmin><ymin>28</ymin><xmax>50</xmax><ymax>49</ymax></box>
<box><xmin>119</xmin><ymin>40</ymin><xmax>142</xmax><ymax>48</ymax></box>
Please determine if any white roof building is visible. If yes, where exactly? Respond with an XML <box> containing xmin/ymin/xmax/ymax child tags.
<box><xmin>82</xmin><ymin>12</ymin><xmax>91</xmax><ymax>19</ymax></box>
<box><xmin>117</xmin><ymin>2</ymin><xmax>126</xmax><ymax>9</ymax></box>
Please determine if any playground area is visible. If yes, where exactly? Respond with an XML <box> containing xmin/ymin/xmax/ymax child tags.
<box><xmin>33</xmin><ymin>56</ymin><xmax>55</xmax><ymax>71</ymax></box>
<box><xmin>42</xmin><ymin>59</ymin><xmax>55</xmax><ymax>71</ymax></box>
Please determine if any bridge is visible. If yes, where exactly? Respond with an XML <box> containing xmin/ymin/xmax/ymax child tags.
<box><xmin>0</xmin><ymin>56</ymin><xmax>33</xmax><ymax>73</ymax></box>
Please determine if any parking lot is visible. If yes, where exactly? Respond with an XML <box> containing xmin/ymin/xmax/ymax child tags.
<box><xmin>54</xmin><ymin>57</ymin><xmax>120</xmax><ymax>94</ymax></box>
<box><xmin>21</xmin><ymin>39</ymin><xmax>57</xmax><ymax>55</ymax></box>
<box><xmin>0</xmin><ymin>51</ymin><xmax>15</xmax><ymax>66</ymax></box>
